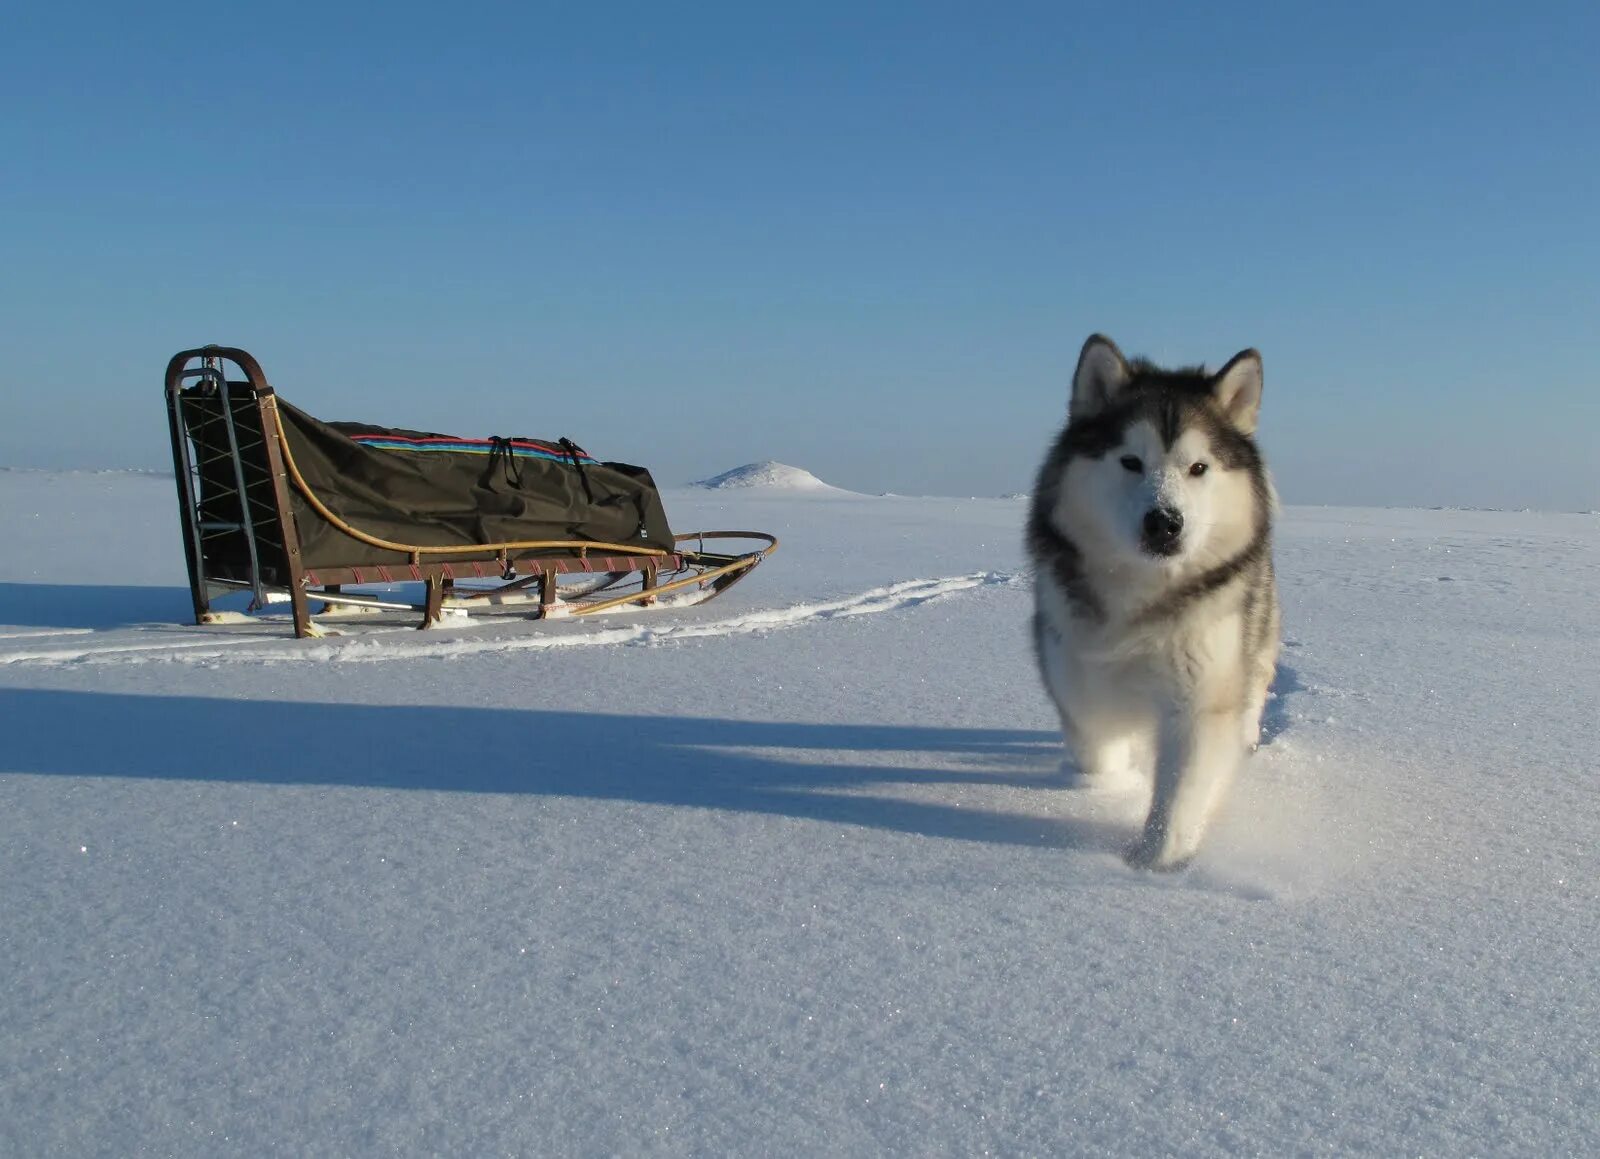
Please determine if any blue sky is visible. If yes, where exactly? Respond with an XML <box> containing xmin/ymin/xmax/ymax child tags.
<box><xmin>2</xmin><ymin>2</ymin><xmax>1595</xmax><ymax>508</ymax></box>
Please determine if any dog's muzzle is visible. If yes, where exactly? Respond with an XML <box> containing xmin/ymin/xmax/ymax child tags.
<box><xmin>1141</xmin><ymin>506</ymin><xmax>1184</xmax><ymax>556</ymax></box>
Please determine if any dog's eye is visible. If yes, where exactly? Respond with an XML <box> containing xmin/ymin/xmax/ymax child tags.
<box><xmin>1189</xmin><ymin>462</ymin><xmax>1209</xmax><ymax>477</ymax></box>
<box><xmin>1119</xmin><ymin>455</ymin><xmax>1143</xmax><ymax>473</ymax></box>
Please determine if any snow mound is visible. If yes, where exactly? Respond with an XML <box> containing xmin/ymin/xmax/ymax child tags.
<box><xmin>691</xmin><ymin>461</ymin><xmax>849</xmax><ymax>493</ymax></box>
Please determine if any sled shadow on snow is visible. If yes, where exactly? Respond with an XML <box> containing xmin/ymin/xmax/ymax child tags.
<box><xmin>1</xmin><ymin>688</ymin><xmax>1142</xmax><ymax>854</ymax></box>
<box><xmin>0</xmin><ymin>582</ymin><xmax>228</xmax><ymax>631</ymax></box>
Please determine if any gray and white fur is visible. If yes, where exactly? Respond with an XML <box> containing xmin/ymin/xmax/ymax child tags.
<box><xmin>1026</xmin><ymin>334</ymin><xmax>1280</xmax><ymax>869</ymax></box>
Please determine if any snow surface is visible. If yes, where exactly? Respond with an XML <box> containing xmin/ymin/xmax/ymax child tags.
<box><xmin>2</xmin><ymin>470</ymin><xmax>1597</xmax><ymax>1156</ymax></box>
<box><xmin>690</xmin><ymin>461</ymin><xmax>851</xmax><ymax>493</ymax></box>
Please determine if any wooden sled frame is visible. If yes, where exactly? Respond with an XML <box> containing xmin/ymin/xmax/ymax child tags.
<box><xmin>166</xmin><ymin>346</ymin><xmax>777</xmax><ymax>638</ymax></box>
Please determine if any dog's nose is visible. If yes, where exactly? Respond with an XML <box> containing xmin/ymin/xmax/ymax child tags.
<box><xmin>1142</xmin><ymin>507</ymin><xmax>1184</xmax><ymax>548</ymax></box>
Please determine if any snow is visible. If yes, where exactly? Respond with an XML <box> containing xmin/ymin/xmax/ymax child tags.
<box><xmin>690</xmin><ymin>460</ymin><xmax>852</xmax><ymax>493</ymax></box>
<box><xmin>2</xmin><ymin>470</ymin><xmax>1597</xmax><ymax>1156</ymax></box>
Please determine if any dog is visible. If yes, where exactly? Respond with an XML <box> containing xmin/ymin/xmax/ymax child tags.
<box><xmin>1026</xmin><ymin>334</ymin><xmax>1280</xmax><ymax>869</ymax></box>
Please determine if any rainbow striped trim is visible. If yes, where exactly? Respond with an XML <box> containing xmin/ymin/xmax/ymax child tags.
<box><xmin>348</xmin><ymin>433</ymin><xmax>596</xmax><ymax>465</ymax></box>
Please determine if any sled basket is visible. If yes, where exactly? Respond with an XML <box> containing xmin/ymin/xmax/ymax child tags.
<box><xmin>164</xmin><ymin>346</ymin><xmax>776</xmax><ymax>637</ymax></box>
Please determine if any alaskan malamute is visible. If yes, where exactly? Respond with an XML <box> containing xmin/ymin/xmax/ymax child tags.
<box><xmin>1027</xmin><ymin>334</ymin><xmax>1280</xmax><ymax>869</ymax></box>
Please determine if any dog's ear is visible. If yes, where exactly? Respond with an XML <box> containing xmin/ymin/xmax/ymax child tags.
<box><xmin>1210</xmin><ymin>348</ymin><xmax>1263</xmax><ymax>434</ymax></box>
<box><xmin>1070</xmin><ymin>334</ymin><xmax>1132</xmax><ymax>419</ymax></box>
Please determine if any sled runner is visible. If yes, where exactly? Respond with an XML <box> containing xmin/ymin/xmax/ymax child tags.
<box><xmin>165</xmin><ymin>346</ymin><xmax>776</xmax><ymax>638</ymax></box>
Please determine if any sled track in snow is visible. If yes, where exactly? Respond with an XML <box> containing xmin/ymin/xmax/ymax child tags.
<box><xmin>0</xmin><ymin>572</ymin><xmax>1022</xmax><ymax>667</ymax></box>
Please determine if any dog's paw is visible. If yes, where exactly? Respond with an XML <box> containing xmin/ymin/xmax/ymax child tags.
<box><xmin>1123</xmin><ymin>827</ymin><xmax>1196</xmax><ymax>872</ymax></box>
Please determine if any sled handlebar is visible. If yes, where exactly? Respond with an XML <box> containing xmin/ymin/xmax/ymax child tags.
<box><xmin>164</xmin><ymin>346</ymin><xmax>273</xmax><ymax>395</ymax></box>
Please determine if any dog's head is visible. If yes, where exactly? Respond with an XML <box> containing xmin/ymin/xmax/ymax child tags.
<box><xmin>1042</xmin><ymin>334</ymin><xmax>1272</xmax><ymax>570</ymax></box>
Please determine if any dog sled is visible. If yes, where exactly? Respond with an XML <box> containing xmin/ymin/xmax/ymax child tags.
<box><xmin>165</xmin><ymin>346</ymin><xmax>776</xmax><ymax>638</ymax></box>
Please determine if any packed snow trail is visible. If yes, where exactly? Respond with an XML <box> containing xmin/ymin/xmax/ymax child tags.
<box><xmin>0</xmin><ymin>573</ymin><xmax>1020</xmax><ymax>667</ymax></box>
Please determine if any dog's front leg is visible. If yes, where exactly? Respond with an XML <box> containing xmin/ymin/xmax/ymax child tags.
<box><xmin>1126</xmin><ymin>707</ymin><xmax>1242</xmax><ymax>870</ymax></box>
